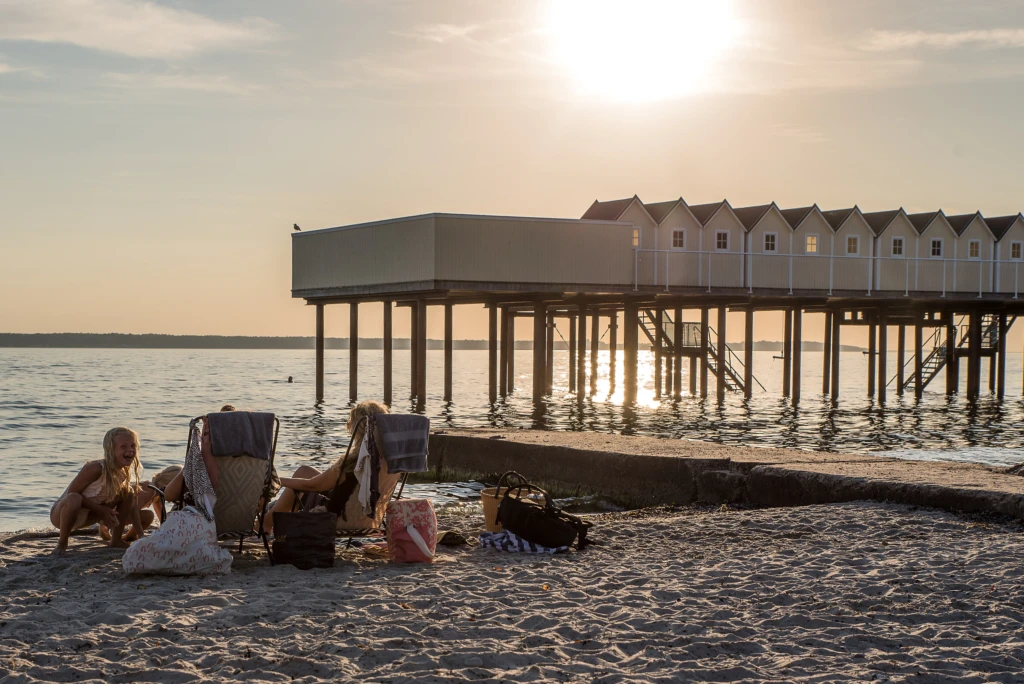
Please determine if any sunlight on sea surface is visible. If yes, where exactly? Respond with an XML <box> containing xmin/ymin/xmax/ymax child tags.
<box><xmin>2</xmin><ymin>348</ymin><xmax>1023</xmax><ymax>531</ymax></box>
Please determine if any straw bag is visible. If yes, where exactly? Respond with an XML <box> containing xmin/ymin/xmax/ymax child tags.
<box><xmin>496</xmin><ymin>474</ymin><xmax>592</xmax><ymax>550</ymax></box>
<box><xmin>271</xmin><ymin>511</ymin><xmax>337</xmax><ymax>569</ymax></box>
<box><xmin>481</xmin><ymin>471</ymin><xmax>538</xmax><ymax>532</ymax></box>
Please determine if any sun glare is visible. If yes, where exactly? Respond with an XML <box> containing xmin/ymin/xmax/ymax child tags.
<box><xmin>545</xmin><ymin>0</ymin><xmax>741</xmax><ymax>101</ymax></box>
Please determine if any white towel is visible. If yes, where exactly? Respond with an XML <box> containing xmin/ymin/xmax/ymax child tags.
<box><xmin>353</xmin><ymin>438</ymin><xmax>373</xmax><ymax>515</ymax></box>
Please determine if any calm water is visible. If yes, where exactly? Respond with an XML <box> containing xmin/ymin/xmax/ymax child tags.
<box><xmin>2</xmin><ymin>347</ymin><xmax>1024</xmax><ymax>531</ymax></box>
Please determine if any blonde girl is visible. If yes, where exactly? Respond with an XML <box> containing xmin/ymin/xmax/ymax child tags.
<box><xmin>50</xmin><ymin>427</ymin><xmax>149</xmax><ymax>555</ymax></box>
<box><xmin>263</xmin><ymin>400</ymin><xmax>389</xmax><ymax>533</ymax></box>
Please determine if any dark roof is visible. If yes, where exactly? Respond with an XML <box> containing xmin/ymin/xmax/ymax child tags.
<box><xmin>779</xmin><ymin>206</ymin><xmax>815</xmax><ymax>231</ymax></box>
<box><xmin>984</xmin><ymin>214</ymin><xmax>1022</xmax><ymax>241</ymax></box>
<box><xmin>820</xmin><ymin>207</ymin><xmax>856</xmax><ymax>231</ymax></box>
<box><xmin>644</xmin><ymin>199</ymin><xmax>681</xmax><ymax>224</ymax></box>
<box><xmin>732</xmin><ymin>204</ymin><xmax>773</xmax><ymax>231</ymax></box>
<box><xmin>945</xmin><ymin>212</ymin><xmax>979</xmax><ymax>236</ymax></box>
<box><xmin>688</xmin><ymin>201</ymin><xmax>726</xmax><ymax>226</ymax></box>
<box><xmin>581</xmin><ymin>197</ymin><xmax>635</xmax><ymax>221</ymax></box>
<box><xmin>907</xmin><ymin>211</ymin><xmax>940</xmax><ymax>235</ymax></box>
<box><xmin>861</xmin><ymin>209</ymin><xmax>901</xmax><ymax>237</ymax></box>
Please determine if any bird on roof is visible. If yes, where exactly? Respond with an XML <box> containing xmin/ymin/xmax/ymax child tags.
<box><xmin>293</xmin><ymin>223</ymin><xmax>301</xmax><ymax>231</ymax></box>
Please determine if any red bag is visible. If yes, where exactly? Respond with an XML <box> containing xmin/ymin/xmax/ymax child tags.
<box><xmin>385</xmin><ymin>499</ymin><xmax>437</xmax><ymax>563</ymax></box>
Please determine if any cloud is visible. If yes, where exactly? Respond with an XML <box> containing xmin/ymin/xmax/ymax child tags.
<box><xmin>101</xmin><ymin>70</ymin><xmax>265</xmax><ymax>95</ymax></box>
<box><xmin>864</xmin><ymin>28</ymin><xmax>1024</xmax><ymax>52</ymax></box>
<box><xmin>393</xmin><ymin>23</ymin><xmax>481</xmax><ymax>44</ymax></box>
<box><xmin>0</xmin><ymin>0</ymin><xmax>277</xmax><ymax>59</ymax></box>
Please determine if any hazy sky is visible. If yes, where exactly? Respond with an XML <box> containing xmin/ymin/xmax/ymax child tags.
<box><xmin>3</xmin><ymin>0</ymin><xmax>1024</xmax><ymax>346</ymax></box>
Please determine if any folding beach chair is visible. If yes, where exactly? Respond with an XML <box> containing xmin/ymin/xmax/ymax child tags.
<box><xmin>155</xmin><ymin>412</ymin><xmax>280</xmax><ymax>558</ymax></box>
<box><xmin>288</xmin><ymin>414</ymin><xmax>429</xmax><ymax>545</ymax></box>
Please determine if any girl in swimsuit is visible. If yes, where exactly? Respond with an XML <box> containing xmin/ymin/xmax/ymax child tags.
<box><xmin>50</xmin><ymin>426</ymin><xmax>149</xmax><ymax>556</ymax></box>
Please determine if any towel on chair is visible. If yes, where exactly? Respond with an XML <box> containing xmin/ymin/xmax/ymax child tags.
<box><xmin>374</xmin><ymin>414</ymin><xmax>429</xmax><ymax>473</ymax></box>
<box><xmin>206</xmin><ymin>411</ymin><xmax>275</xmax><ymax>461</ymax></box>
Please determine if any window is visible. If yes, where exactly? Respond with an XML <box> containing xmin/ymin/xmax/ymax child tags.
<box><xmin>969</xmin><ymin>240</ymin><xmax>981</xmax><ymax>259</ymax></box>
<box><xmin>930</xmin><ymin>239</ymin><xmax>943</xmax><ymax>258</ymax></box>
<box><xmin>715</xmin><ymin>231</ymin><xmax>729</xmax><ymax>251</ymax></box>
<box><xmin>763</xmin><ymin>233</ymin><xmax>777</xmax><ymax>253</ymax></box>
<box><xmin>672</xmin><ymin>230</ymin><xmax>685</xmax><ymax>249</ymax></box>
<box><xmin>632</xmin><ymin>229</ymin><xmax>639</xmax><ymax>247</ymax></box>
<box><xmin>1012</xmin><ymin>242</ymin><xmax>1022</xmax><ymax>260</ymax></box>
<box><xmin>847</xmin><ymin>235</ymin><xmax>859</xmax><ymax>255</ymax></box>
<box><xmin>892</xmin><ymin>237</ymin><xmax>904</xmax><ymax>256</ymax></box>
<box><xmin>806</xmin><ymin>235</ymin><xmax>818</xmax><ymax>254</ymax></box>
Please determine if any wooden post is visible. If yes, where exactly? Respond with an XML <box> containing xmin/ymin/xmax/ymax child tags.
<box><xmin>415</xmin><ymin>300</ymin><xmax>427</xmax><ymax>404</ymax></box>
<box><xmin>315</xmin><ymin>303</ymin><xmax>324</xmax><ymax>403</ymax></box>
<box><xmin>914</xmin><ymin>312</ymin><xmax>924</xmax><ymax>400</ymax></box>
<box><xmin>499</xmin><ymin>305</ymin><xmax>509</xmax><ymax>397</ymax></box>
<box><xmin>485</xmin><ymin>304</ymin><xmax>495</xmax><ymax>403</ymax></box>
<box><xmin>608</xmin><ymin>312</ymin><xmax>618</xmax><ymax>389</ymax></box>
<box><xmin>782</xmin><ymin>308</ymin><xmax>792</xmax><ymax>397</ymax></box>
<box><xmin>716</xmin><ymin>306</ymin><xmax>727</xmax><ymax>402</ymax></box>
<box><xmin>831</xmin><ymin>311</ymin><xmax>841</xmax><ymax>402</ymax></box>
<box><xmin>533</xmin><ymin>304</ymin><xmax>547</xmax><ymax>400</ymax></box>
<box><xmin>674</xmin><ymin>307</ymin><xmax>683</xmax><ymax>400</ymax></box>
<box><xmin>743</xmin><ymin>309</ymin><xmax>754</xmax><ymax>399</ymax></box>
<box><xmin>590</xmin><ymin>313</ymin><xmax>599</xmax><ymax>395</ymax></box>
<box><xmin>545</xmin><ymin>312</ymin><xmax>555</xmax><ymax>395</ymax></box>
<box><xmin>792</xmin><ymin>308</ymin><xmax>802</xmax><ymax>405</ymax></box>
<box><xmin>410</xmin><ymin>304</ymin><xmax>419</xmax><ymax>400</ymax></box>
<box><xmin>383</xmin><ymin>301</ymin><xmax>393</xmax><ymax>406</ymax></box>
<box><xmin>577</xmin><ymin>305</ymin><xmax>587</xmax><ymax>397</ymax></box>
<box><xmin>896</xmin><ymin>324</ymin><xmax>905</xmax><ymax>396</ymax></box>
<box><xmin>699</xmin><ymin>308</ymin><xmax>709</xmax><ymax>398</ymax></box>
<box><xmin>665</xmin><ymin>356</ymin><xmax>673</xmax><ymax>397</ymax></box>
<box><xmin>946</xmin><ymin>316</ymin><xmax>957</xmax><ymax>395</ymax></box>
<box><xmin>967</xmin><ymin>312</ymin><xmax>981</xmax><ymax>400</ymax></box>
<box><xmin>568</xmin><ymin>314</ymin><xmax>577</xmax><ymax>393</ymax></box>
<box><xmin>867</xmin><ymin>316</ymin><xmax>876</xmax><ymax>398</ymax></box>
<box><xmin>507</xmin><ymin>311</ymin><xmax>515</xmax><ymax>392</ymax></box>
<box><xmin>654</xmin><ymin>309</ymin><xmax>663</xmax><ymax>398</ymax></box>
<box><xmin>997</xmin><ymin>313</ymin><xmax>1007</xmax><ymax>399</ymax></box>
<box><xmin>877</xmin><ymin>312</ymin><xmax>887</xmax><ymax>404</ymax></box>
<box><xmin>349</xmin><ymin>303</ymin><xmax>359</xmax><ymax>403</ymax></box>
<box><xmin>445</xmin><ymin>303</ymin><xmax>456</xmax><ymax>402</ymax></box>
<box><xmin>822</xmin><ymin>311</ymin><xmax>833</xmax><ymax>396</ymax></box>
<box><xmin>624</xmin><ymin>303</ymin><xmax>639</xmax><ymax>403</ymax></box>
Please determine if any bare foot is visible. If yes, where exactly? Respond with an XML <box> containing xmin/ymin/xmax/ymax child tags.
<box><xmin>109</xmin><ymin>538</ymin><xmax>130</xmax><ymax>549</ymax></box>
<box><xmin>99</xmin><ymin>525</ymin><xmax>112</xmax><ymax>541</ymax></box>
<box><xmin>51</xmin><ymin>543</ymin><xmax>68</xmax><ymax>557</ymax></box>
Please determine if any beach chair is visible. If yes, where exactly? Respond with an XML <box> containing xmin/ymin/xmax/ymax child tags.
<box><xmin>288</xmin><ymin>414</ymin><xmax>429</xmax><ymax>544</ymax></box>
<box><xmin>157</xmin><ymin>412</ymin><xmax>280</xmax><ymax>557</ymax></box>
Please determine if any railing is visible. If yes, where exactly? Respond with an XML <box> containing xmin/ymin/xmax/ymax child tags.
<box><xmin>636</xmin><ymin>248</ymin><xmax>1023</xmax><ymax>297</ymax></box>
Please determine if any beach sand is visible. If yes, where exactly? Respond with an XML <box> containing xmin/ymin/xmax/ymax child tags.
<box><xmin>1</xmin><ymin>502</ymin><xmax>1022</xmax><ymax>683</ymax></box>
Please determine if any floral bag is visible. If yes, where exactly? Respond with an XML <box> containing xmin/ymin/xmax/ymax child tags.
<box><xmin>385</xmin><ymin>498</ymin><xmax>437</xmax><ymax>563</ymax></box>
<box><xmin>122</xmin><ymin>507</ymin><xmax>233</xmax><ymax>575</ymax></box>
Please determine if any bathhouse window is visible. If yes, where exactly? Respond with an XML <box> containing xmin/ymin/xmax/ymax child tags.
<box><xmin>763</xmin><ymin>233</ymin><xmax>777</xmax><ymax>253</ymax></box>
<box><xmin>846</xmin><ymin>236</ymin><xmax>859</xmax><ymax>255</ymax></box>
<box><xmin>672</xmin><ymin>230</ymin><xmax>685</xmax><ymax>249</ymax></box>
<box><xmin>892</xmin><ymin>237</ymin><xmax>904</xmax><ymax>256</ymax></box>
<box><xmin>805</xmin><ymin>235</ymin><xmax>818</xmax><ymax>254</ymax></box>
<box><xmin>930</xmin><ymin>239</ymin><xmax>943</xmax><ymax>258</ymax></box>
<box><xmin>715</xmin><ymin>231</ymin><xmax>729</xmax><ymax>251</ymax></box>
<box><xmin>1012</xmin><ymin>242</ymin><xmax>1022</xmax><ymax>260</ymax></box>
<box><xmin>969</xmin><ymin>240</ymin><xmax>981</xmax><ymax>259</ymax></box>
<box><xmin>632</xmin><ymin>229</ymin><xmax>639</xmax><ymax>247</ymax></box>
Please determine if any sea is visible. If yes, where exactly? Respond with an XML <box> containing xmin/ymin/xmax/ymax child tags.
<box><xmin>2</xmin><ymin>347</ymin><xmax>1023</xmax><ymax>532</ymax></box>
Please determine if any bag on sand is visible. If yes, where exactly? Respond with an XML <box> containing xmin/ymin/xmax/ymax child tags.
<box><xmin>386</xmin><ymin>498</ymin><xmax>437</xmax><ymax>563</ymax></box>
<box><xmin>122</xmin><ymin>507</ymin><xmax>233</xmax><ymax>576</ymax></box>
<box><xmin>495</xmin><ymin>471</ymin><xmax>592</xmax><ymax>550</ymax></box>
<box><xmin>271</xmin><ymin>511</ymin><xmax>337</xmax><ymax>570</ymax></box>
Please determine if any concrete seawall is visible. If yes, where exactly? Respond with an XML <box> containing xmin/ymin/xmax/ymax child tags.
<box><xmin>428</xmin><ymin>429</ymin><xmax>1024</xmax><ymax>520</ymax></box>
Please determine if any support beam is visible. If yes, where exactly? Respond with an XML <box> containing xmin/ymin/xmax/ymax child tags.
<box><xmin>533</xmin><ymin>304</ymin><xmax>547</xmax><ymax>400</ymax></box>
<box><xmin>822</xmin><ymin>311</ymin><xmax>833</xmax><ymax>396</ymax></box>
<box><xmin>743</xmin><ymin>309</ymin><xmax>754</xmax><ymax>400</ymax></box>
<box><xmin>499</xmin><ymin>305</ymin><xmax>509</xmax><ymax>397</ymax></box>
<box><xmin>590</xmin><ymin>313</ymin><xmax>599</xmax><ymax>395</ymax></box>
<box><xmin>568</xmin><ymin>315</ymin><xmax>577</xmax><ymax>393</ymax></box>
<box><xmin>831</xmin><ymin>311</ymin><xmax>841</xmax><ymax>402</ymax></box>
<box><xmin>700</xmin><ymin>308</ymin><xmax>709</xmax><ymax>398</ymax></box>
<box><xmin>410</xmin><ymin>304</ymin><xmax>419</xmax><ymax>400</ymax></box>
<box><xmin>349</xmin><ymin>303</ymin><xmax>359</xmax><ymax>403</ymax></box>
<box><xmin>689</xmin><ymin>356</ymin><xmax>697</xmax><ymax>396</ymax></box>
<box><xmin>545</xmin><ymin>313</ymin><xmax>555</xmax><ymax>395</ymax></box>
<box><xmin>608</xmin><ymin>312</ymin><xmax>618</xmax><ymax>390</ymax></box>
<box><xmin>665</xmin><ymin>355</ymin><xmax>673</xmax><ymax>397</ymax></box>
<box><xmin>716</xmin><ymin>306</ymin><xmax>727</xmax><ymax>402</ymax></box>
<box><xmin>315</xmin><ymin>303</ymin><xmax>325</xmax><ymax>403</ymax></box>
<box><xmin>998</xmin><ymin>313</ymin><xmax>1008</xmax><ymax>399</ymax></box>
<box><xmin>877</xmin><ymin>312</ymin><xmax>887</xmax><ymax>404</ymax></box>
<box><xmin>896</xmin><ymin>324</ymin><xmax>905</xmax><ymax>396</ymax></box>
<box><xmin>484</xmin><ymin>304</ymin><xmax>494</xmax><ymax>403</ymax></box>
<box><xmin>946</xmin><ymin>316</ymin><xmax>957</xmax><ymax>395</ymax></box>
<box><xmin>989</xmin><ymin>339</ymin><xmax>997</xmax><ymax>393</ymax></box>
<box><xmin>867</xmin><ymin>317</ymin><xmax>876</xmax><ymax>398</ymax></box>
<box><xmin>507</xmin><ymin>310</ymin><xmax>515</xmax><ymax>392</ymax></box>
<box><xmin>654</xmin><ymin>309</ymin><xmax>663</xmax><ymax>398</ymax></box>
<box><xmin>914</xmin><ymin>312</ymin><xmax>923</xmax><ymax>400</ymax></box>
<box><xmin>967</xmin><ymin>312</ymin><xmax>981</xmax><ymax>400</ymax></box>
<box><xmin>782</xmin><ymin>308</ymin><xmax>792</xmax><ymax>397</ymax></box>
<box><xmin>383</xmin><ymin>301</ymin><xmax>393</xmax><ymax>406</ymax></box>
<box><xmin>674</xmin><ymin>307</ymin><xmax>683</xmax><ymax>400</ymax></box>
<box><xmin>577</xmin><ymin>306</ymin><xmax>587</xmax><ymax>398</ymax></box>
<box><xmin>624</xmin><ymin>303</ymin><xmax>639</xmax><ymax>403</ymax></box>
<box><xmin>792</xmin><ymin>308</ymin><xmax>802</xmax><ymax>405</ymax></box>
<box><xmin>415</xmin><ymin>300</ymin><xmax>427</xmax><ymax>404</ymax></box>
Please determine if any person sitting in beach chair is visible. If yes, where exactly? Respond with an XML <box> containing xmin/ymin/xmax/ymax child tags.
<box><xmin>50</xmin><ymin>427</ymin><xmax>150</xmax><ymax>556</ymax></box>
<box><xmin>263</xmin><ymin>401</ymin><xmax>429</xmax><ymax>539</ymax></box>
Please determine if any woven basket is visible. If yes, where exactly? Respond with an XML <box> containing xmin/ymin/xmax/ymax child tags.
<box><xmin>481</xmin><ymin>487</ymin><xmax>542</xmax><ymax>533</ymax></box>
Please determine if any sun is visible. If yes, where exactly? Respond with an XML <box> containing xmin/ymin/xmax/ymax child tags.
<box><xmin>545</xmin><ymin>0</ymin><xmax>742</xmax><ymax>101</ymax></box>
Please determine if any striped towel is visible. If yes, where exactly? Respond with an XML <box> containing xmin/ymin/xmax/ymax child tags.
<box><xmin>478</xmin><ymin>530</ymin><xmax>569</xmax><ymax>554</ymax></box>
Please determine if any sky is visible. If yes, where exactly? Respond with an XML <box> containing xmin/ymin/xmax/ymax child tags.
<box><xmin>3</xmin><ymin>0</ymin><xmax>1024</xmax><ymax>346</ymax></box>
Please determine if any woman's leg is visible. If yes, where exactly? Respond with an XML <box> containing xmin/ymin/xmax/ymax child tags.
<box><xmin>262</xmin><ymin>465</ymin><xmax>321</xmax><ymax>534</ymax></box>
<box><xmin>121</xmin><ymin>509</ymin><xmax>155</xmax><ymax>542</ymax></box>
<box><xmin>109</xmin><ymin>496</ymin><xmax>136</xmax><ymax>548</ymax></box>
<box><xmin>50</xmin><ymin>493</ymin><xmax>90</xmax><ymax>556</ymax></box>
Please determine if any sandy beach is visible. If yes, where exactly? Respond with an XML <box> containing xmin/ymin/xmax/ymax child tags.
<box><xmin>0</xmin><ymin>501</ymin><xmax>1021</xmax><ymax>683</ymax></box>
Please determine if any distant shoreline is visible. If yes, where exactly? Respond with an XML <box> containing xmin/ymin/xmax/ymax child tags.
<box><xmin>0</xmin><ymin>333</ymin><xmax>866</xmax><ymax>352</ymax></box>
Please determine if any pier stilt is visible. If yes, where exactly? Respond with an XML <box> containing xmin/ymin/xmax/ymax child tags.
<box><xmin>410</xmin><ymin>304</ymin><xmax>419</xmax><ymax>400</ymax></box>
<box><xmin>744</xmin><ymin>309</ymin><xmax>754</xmax><ymax>400</ymax></box>
<box><xmin>577</xmin><ymin>306</ymin><xmax>587</xmax><ymax>398</ymax></box>
<box><xmin>700</xmin><ymin>308</ymin><xmax>709</xmax><ymax>398</ymax></box>
<box><xmin>568</xmin><ymin>314</ymin><xmax>577</xmax><ymax>393</ymax></box>
<box><xmin>383</xmin><ymin>301</ymin><xmax>393</xmax><ymax>406</ymax></box>
<box><xmin>967</xmin><ymin>312</ymin><xmax>981</xmax><ymax>400</ymax></box>
<box><xmin>674</xmin><ymin>307</ymin><xmax>683</xmax><ymax>400</ymax></box>
<box><xmin>499</xmin><ymin>305</ymin><xmax>509</xmax><ymax>397</ymax></box>
<box><xmin>533</xmin><ymin>304</ymin><xmax>547</xmax><ymax>400</ymax></box>
<box><xmin>914</xmin><ymin>312</ymin><xmax>923</xmax><ymax>400</ymax></box>
<box><xmin>545</xmin><ymin>313</ymin><xmax>554</xmax><ymax>395</ymax></box>
<box><xmin>608</xmin><ymin>313</ymin><xmax>618</xmax><ymax>390</ymax></box>
<box><xmin>507</xmin><ymin>311</ymin><xmax>515</xmax><ymax>392</ymax></box>
<box><xmin>867</xmin><ymin>317</ymin><xmax>876</xmax><ymax>399</ymax></box>
<box><xmin>988</xmin><ymin>345</ymin><xmax>996</xmax><ymax>393</ymax></box>
<box><xmin>590</xmin><ymin>313</ymin><xmax>599</xmax><ymax>395</ymax></box>
<box><xmin>792</xmin><ymin>308</ymin><xmax>802</xmax><ymax>406</ymax></box>
<box><xmin>624</xmin><ymin>303</ymin><xmax>639</xmax><ymax>403</ymax></box>
<box><xmin>878</xmin><ymin>312</ymin><xmax>887</xmax><ymax>404</ymax></box>
<box><xmin>946</xmin><ymin>316</ymin><xmax>957</xmax><ymax>395</ymax></box>
<box><xmin>997</xmin><ymin>313</ymin><xmax>1007</xmax><ymax>399</ymax></box>
<box><xmin>716</xmin><ymin>306</ymin><xmax>727</xmax><ymax>403</ymax></box>
<box><xmin>315</xmin><ymin>303</ymin><xmax>324</xmax><ymax>403</ymax></box>
<box><xmin>822</xmin><ymin>311</ymin><xmax>833</xmax><ymax>396</ymax></box>
<box><xmin>484</xmin><ymin>304</ymin><xmax>494</xmax><ymax>403</ymax></box>
<box><xmin>830</xmin><ymin>311</ymin><xmax>841</xmax><ymax>402</ymax></box>
<box><xmin>896</xmin><ymin>324</ymin><xmax>905</xmax><ymax>396</ymax></box>
<box><xmin>782</xmin><ymin>309</ymin><xmax>792</xmax><ymax>398</ymax></box>
<box><xmin>349</xmin><ymin>303</ymin><xmax>359</xmax><ymax>403</ymax></box>
<box><xmin>665</xmin><ymin>356</ymin><xmax>673</xmax><ymax>397</ymax></box>
<box><xmin>415</xmin><ymin>300</ymin><xmax>427</xmax><ymax>405</ymax></box>
<box><xmin>654</xmin><ymin>309</ymin><xmax>663</xmax><ymax>398</ymax></box>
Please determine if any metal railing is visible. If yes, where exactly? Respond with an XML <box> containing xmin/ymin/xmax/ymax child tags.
<box><xmin>635</xmin><ymin>248</ymin><xmax>1024</xmax><ymax>298</ymax></box>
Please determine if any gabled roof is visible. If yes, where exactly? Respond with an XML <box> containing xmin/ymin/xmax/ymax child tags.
<box><xmin>581</xmin><ymin>197</ymin><xmax>635</xmax><ymax>221</ymax></box>
<box><xmin>820</xmin><ymin>207</ymin><xmax>858</xmax><ymax>232</ymax></box>
<box><xmin>984</xmin><ymin>213</ymin><xmax>1024</xmax><ymax>241</ymax></box>
<box><xmin>688</xmin><ymin>200</ymin><xmax>728</xmax><ymax>226</ymax></box>
<box><xmin>907</xmin><ymin>211</ymin><xmax>942</xmax><ymax>235</ymax></box>
<box><xmin>731</xmin><ymin>203</ymin><xmax>775</xmax><ymax>231</ymax></box>
<box><xmin>945</xmin><ymin>211</ymin><xmax>984</xmax><ymax>237</ymax></box>
<box><xmin>644</xmin><ymin>198</ymin><xmax>683</xmax><ymax>224</ymax></box>
<box><xmin>779</xmin><ymin>205</ymin><xmax>817</xmax><ymax>231</ymax></box>
<box><xmin>861</xmin><ymin>209</ymin><xmax>903</xmax><ymax>237</ymax></box>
